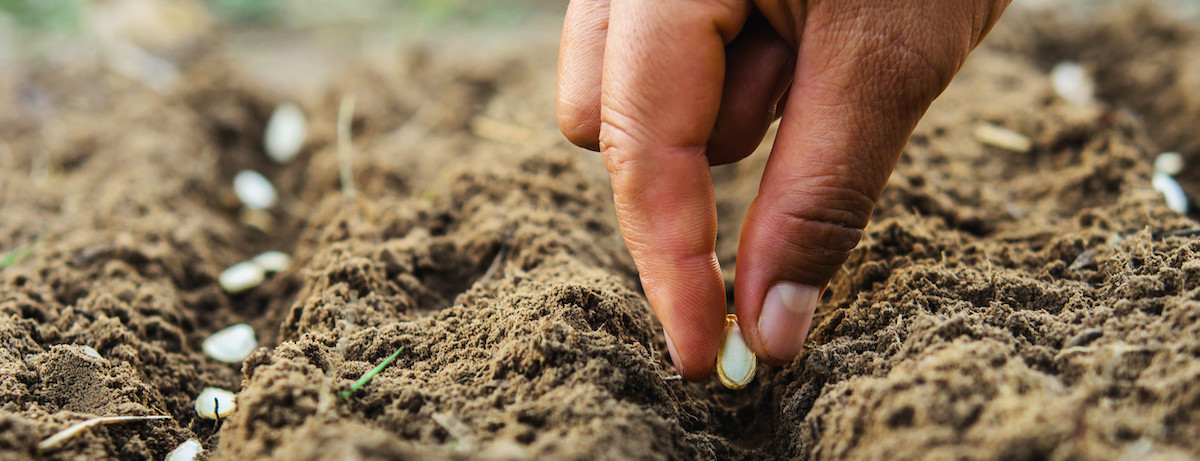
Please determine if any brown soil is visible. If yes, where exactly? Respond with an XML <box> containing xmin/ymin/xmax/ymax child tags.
<box><xmin>2</xmin><ymin>2</ymin><xmax>1200</xmax><ymax>460</ymax></box>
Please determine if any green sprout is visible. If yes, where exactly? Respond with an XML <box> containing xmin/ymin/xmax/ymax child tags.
<box><xmin>0</xmin><ymin>0</ymin><xmax>85</xmax><ymax>34</ymax></box>
<box><xmin>339</xmin><ymin>345</ymin><xmax>404</xmax><ymax>399</ymax></box>
<box><xmin>0</xmin><ymin>245</ymin><xmax>31</xmax><ymax>269</ymax></box>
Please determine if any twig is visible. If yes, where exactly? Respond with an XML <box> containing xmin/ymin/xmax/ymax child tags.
<box><xmin>39</xmin><ymin>415</ymin><xmax>171</xmax><ymax>450</ymax></box>
<box><xmin>337</xmin><ymin>94</ymin><xmax>358</xmax><ymax>200</ymax></box>
<box><xmin>339</xmin><ymin>345</ymin><xmax>405</xmax><ymax>399</ymax></box>
<box><xmin>432</xmin><ymin>412</ymin><xmax>476</xmax><ymax>451</ymax></box>
<box><xmin>481</xmin><ymin>233</ymin><xmax>512</xmax><ymax>281</ymax></box>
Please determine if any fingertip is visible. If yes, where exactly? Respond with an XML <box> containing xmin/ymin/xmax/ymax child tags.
<box><xmin>556</xmin><ymin>98</ymin><xmax>601</xmax><ymax>151</ymax></box>
<box><xmin>755</xmin><ymin>282</ymin><xmax>819</xmax><ymax>364</ymax></box>
<box><xmin>645</xmin><ymin>251</ymin><xmax>725</xmax><ymax>382</ymax></box>
<box><xmin>672</xmin><ymin>337</ymin><xmax>718</xmax><ymax>383</ymax></box>
<box><xmin>664</xmin><ymin>326</ymin><xmax>717</xmax><ymax>382</ymax></box>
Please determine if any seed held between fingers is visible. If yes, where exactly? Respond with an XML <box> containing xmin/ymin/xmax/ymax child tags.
<box><xmin>716</xmin><ymin>314</ymin><xmax>756</xmax><ymax>390</ymax></box>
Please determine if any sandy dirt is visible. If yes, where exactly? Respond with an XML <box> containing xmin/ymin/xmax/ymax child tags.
<box><xmin>2</xmin><ymin>2</ymin><xmax>1200</xmax><ymax>460</ymax></box>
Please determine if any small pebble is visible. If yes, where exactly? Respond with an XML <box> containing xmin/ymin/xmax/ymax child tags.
<box><xmin>219</xmin><ymin>261</ymin><xmax>265</xmax><ymax>294</ymax></box>
<box><xmin>252</xmin><ymin>251</ymin><xmax>291</xmax><ymax>273</ymax></box>
<box><xmin>195</xmin><ymin>387</ymin><xmax>237</xmax><ymax>419</ymax></box>
<box><xmin>264</xmin><ymin>103</ymin><xmax>307</xmax><ymax>164</ymax></box>
<box><xmin>202</xmin><ymin>324</ymin><xmax>258</xmax><ymax>363</ymax></box>
<box><xmin>1050</xmin><ymin>61</ymin><xmax>1094</xmax><ymax>105</ymax></box>
<box><xmin>1153</xmin><ymin>172</ymin><xmax>1189</xmax><ymax>213</ymax></box>
<box><xmin>233</xmin><ymin>170</ymin><xmax>277</xmax><ymax>210</ymax></box>
<box><xmin>1154</xmin><ymin>152</ymin><xmax>1184</xmax><ymax>176</ymax></box>
<box><xmin>166</xmin><ymin>439</ymin><xmax>203</xmax><ymax>461</ymax></box>
<box><xmin>974</xmin><ymin>123</ymin><xmax>1032</xmax><ymax>153</ymax></box>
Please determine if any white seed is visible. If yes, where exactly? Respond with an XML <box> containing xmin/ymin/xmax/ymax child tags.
<box><xmin>219</xmin><ymin>261</ymin><xmax>265</xmax><ymax>294</ymax></box>
<box><xmin>716</xmin><ymin>314</ymin><xmax>756</xmax><ymax>390</ymax></box>
<box><xmin>264</xmin><ymin>103</ymin><xmax>307</xmax><ymax>164</ymax></box>
<box><xmin>1154</xmin><ymin>152</ymin><xmax>1185</xmax><ymax>176</ymax></box>
<box><xmin>1153</xmin><ymin>172</ymin><xmax>1189</xmax><ymax>213</ymax></box>
<box><xmin>79</xmin><ymin>345</ymin><xmax>104</xmax><ymax>361</ymax></box>
<box><xmin>202</xmin><ymin>323</ymin><xmax>258</xmax><ymax>363</ymax></box>
<box><xmin>1050</xmin><ymin>61</ymin><xmax>1094</xmax><ymax>105</ymax></box>
<box><xmin>233</xmin><ymin>170</ymin><xmax>277</xmax><ymax>210</ymax></box>
<box><xmin>166</xmin><ymin>439</ymin><xmax>204</xmax><ymax>461</ymax></box>
<box><xmin>251</xmin><ymin>251</ymin><xmax>291</xmax><ymax>273</ymax></box>
<box><xmin>973</xmin><ymin>123</ymin><xmax>1032</xmax><ymax>153</ymax></box>
<box><xmin>195</xmin><ymin>387</ymin><xmax>237</xmax><ymax>419</ymax></box>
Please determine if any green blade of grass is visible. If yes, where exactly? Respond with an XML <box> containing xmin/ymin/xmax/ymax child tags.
<box><xmin>0</xmin><ymin>245</ymin><xmax>31</xmax><ymax>269</ymax></box>
<box><xmin>339</xmin><ymin>345</ymin><xmax>404</xmax><ymax>399</ymax></box>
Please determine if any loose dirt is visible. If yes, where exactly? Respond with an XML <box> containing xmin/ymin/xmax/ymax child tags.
<box><xmin>2</xmin><ymin>2</ymin><xmax>1200</xmax><ymax>460</ymax></box>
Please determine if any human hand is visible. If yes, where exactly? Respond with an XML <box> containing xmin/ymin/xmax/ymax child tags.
<box><xmin>557</xmin><ymin>0</ymin><xmax>1009</xmax><ymax>381</ymax></box>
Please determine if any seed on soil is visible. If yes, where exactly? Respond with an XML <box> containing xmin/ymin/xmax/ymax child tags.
<box><xmin>716</xmin><ymin>314</ymin><xmax>756</xmax><ymax>390</ymax></box>
<box><xmin>1050</xmin><ymin>61</ymin><xmax>1094</xmax><ymax>105</ymax></box>
<box><xmin>233</xmin><ymin>170</ymin><xmax>277</xmax><ymax>210</ymax></box>
<box><xmin>1153</xmin><ymin>172</ymin><xmax>1188</xmax><ymax>213</ymax></box>
<box><xmin>1154</xmin><ymin>152</ymin><xmax>1184</xmax><ymax>176</ymax></box>
<box><xmin>264</xmin><ymin>102</ymin><xmax>307</xmax><ymax>164</ymax></box>
<box><xmin>195</xmin><ymin>387</ymin><xmax>237</xmax><ymax>419</ymax></box>
<box><xmin>974</xmin><ymin>123</ymin><xmax>1032</xmax><ymax>153</ymax></box>
<box><xmin>80</xmin><ymin>345</ymin><xmax>103</xmax><ymax>361</ymax></box>
<box><xmin>202</xmin><ymin>323</ymin><xmax>258</xmax><ymax>363</ymax></box>
<box><xmin>252</xmin><ymin>251</ymin><xmax>291</xmax><ymax>273</ymax></box>
<box><xmin>219</xmin><ymin>261</ymin><xmax>265</xmax><ymax>294</ymax></box>
<box><xmin>166</xmin><ymin>439</ymin><xmax>203</xmax><ymax>461</ymax></box>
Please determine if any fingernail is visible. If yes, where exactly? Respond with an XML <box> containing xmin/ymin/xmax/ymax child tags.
<box><xmin>663</xmin><ymin>329</ymin><xmax>686</xmax><ymax>377</ymax></box>
<box><xmin>757</xmin><ymin>282</ymin><xmax>820</xmax><ymax>361</ymax></box>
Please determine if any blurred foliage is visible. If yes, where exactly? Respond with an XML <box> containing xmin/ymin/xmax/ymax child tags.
<box><xmin>208</xmin><ymin>0</ymin><xmax>280</xmax><ymax>24</ymax></box>
<box><xmin>400</xmin><ymin>0</ymin><xmax>531</xmax><ymax>25</ymax></box>
<box><xmin>0</xmin><ymin>0</ymin><xmax>556</xmax><ymax>36</ymax></box>
<box><xmin>0</xmin><ymin>0</ymin><xmax>86</xmax><ymax>33</ymax></box>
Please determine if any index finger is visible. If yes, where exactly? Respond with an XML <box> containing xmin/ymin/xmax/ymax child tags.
<box><xmin>599</xmin><ymin>0</ymin><xmax>750</xmax><ymax>381</ymax></box>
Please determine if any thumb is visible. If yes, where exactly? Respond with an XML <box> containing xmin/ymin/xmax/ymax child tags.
<box><xmin>735</xmin><ymin>1</ymin><xmax>992</xmax><ymax>364</ymax></box>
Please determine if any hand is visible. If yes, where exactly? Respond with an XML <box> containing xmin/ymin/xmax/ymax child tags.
<box><xmin>557</xmin><ymin>0</ymin><xmax>1009</xmax><ymax>381</ymax></box>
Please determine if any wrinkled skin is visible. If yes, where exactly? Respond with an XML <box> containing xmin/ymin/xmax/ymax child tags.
<box><xmin>557</xmin><ymin>0</ymin><xmax>1010</xmax><ymax>381</ymax></box>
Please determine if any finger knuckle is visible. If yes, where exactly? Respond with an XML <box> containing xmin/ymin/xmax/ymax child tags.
<box><xmin>877</xmin><ymin>34</ymin><xmax>958</xmax><ymax>94</ymax></box>
<box><xmin>769</xmin><ymin>179</ymin><xmax>874</xmax><ymax>266</ymax></box>
<box><xmin>597</xmin><ymin>120</ymin><xmax>640</xmax><ymax>176</ymax></box>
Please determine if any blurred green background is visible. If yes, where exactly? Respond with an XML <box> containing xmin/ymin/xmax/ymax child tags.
<box><xmin>0</xmin><ymin>0</ymin><xmax>563</xmax><ymax>34</ymax></box>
